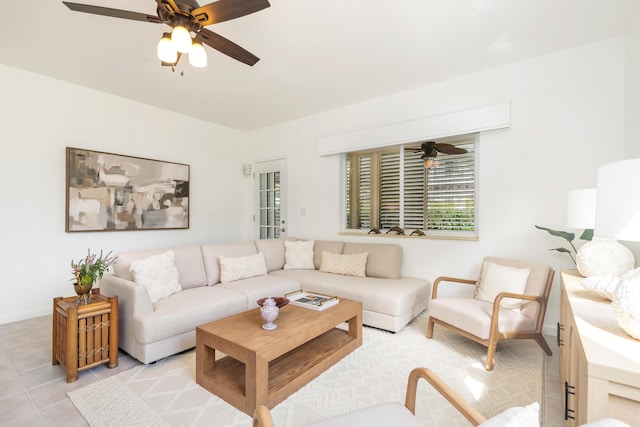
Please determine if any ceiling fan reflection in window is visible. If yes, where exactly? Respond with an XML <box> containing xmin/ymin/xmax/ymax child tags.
<box><xmin>405</xmin><ymin>141</ymin><xmax>468</xmax><ymax>169</ymax></box>
<box><xmin>62</xmin><ymin>0</ymin><xmax>270</xmax><ymax>72</ymax></box>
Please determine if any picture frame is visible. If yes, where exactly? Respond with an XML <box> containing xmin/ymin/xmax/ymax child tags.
<box><xmin>66</xmin><ymin>147</ymin><xmax>190</xmax><ymax>232</ymax></box>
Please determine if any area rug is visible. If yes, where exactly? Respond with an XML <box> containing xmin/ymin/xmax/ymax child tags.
<box><xmin>68</xmin><ymin>312</ymin><xmax>543</xmax><ymax>426</ymax></box>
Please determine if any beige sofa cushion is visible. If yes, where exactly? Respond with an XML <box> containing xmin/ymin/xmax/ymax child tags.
<box><xmin>343</xmin><ymin>242</ymin><xmax>402</xmax><ymax>279</ymax></box>
<box><xmin>113</xmin><ymin>245</ymin><xmax>206</xmax><ymax>290</ymax></box>
<box><xmin>255</xmin><ymin>238</ymin><xmax>288</xmax><ymax>272</ymax></box>
<box><xmin>133</xmin><ymin>286</ymin><xmax>247</xmax><ymax>344</ymax></box>
<box><xmin>271</xmin><ymin>269</ymin><xmax>428</xmax><ymax>317</ymax></box>
<box><xmin>202</xmin><ymin>241</ymin><xmax>257</xmax><ymax>285</ymax></box>
<box><xmin>218</xmin><ymin>274</ymin><xmax>301</xmax><ymax>309</ymax></box>
<box><xmin>313</xmin><ymin>240</ymin><xmax>345</xmax><ymax>269</ymax></box>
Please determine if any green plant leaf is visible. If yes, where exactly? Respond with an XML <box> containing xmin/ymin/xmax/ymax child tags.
<box><xmin>579</xmin><ymin>228</ymin><xmax>594</xmax><ymax>241</ymax></box>
<box><xmin>550</xmin><ymin>247</ymin><xmax>572</xmax><ymax>254</ymax></box>
<box><xmin>535</xmin><ymin>225</ymin><xmax>575</xmax><ymax>242</ymax></box>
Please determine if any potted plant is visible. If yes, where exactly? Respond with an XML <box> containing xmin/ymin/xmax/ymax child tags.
<box><xmin>70</xmin><ymin>249</ymin><xmax>117</xmax><ymax>304</ymax></box>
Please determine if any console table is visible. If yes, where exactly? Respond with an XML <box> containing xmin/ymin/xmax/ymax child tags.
<box><xmin>559</xmin><ymin>271</ymin><xmax>640</xmax><ymax>426</ymax></box>
<box><xmin>52</xmin><ymin>289</ymin><xmax>118</xmax><ymax>382</ymax></box>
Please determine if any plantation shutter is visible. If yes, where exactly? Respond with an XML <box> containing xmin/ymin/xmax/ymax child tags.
<box><xmin>358</xmin><ymin>155</ymin><xmax>372</xmax><ymax>228</ymax></box>
<box><xmin>379</xmin><ymin>151</ymin><xmax>400</xmax><ymax>228</ymax></box>
<box><xmin>426</xmin><ymin>141</ymin><xmax>475</xmax><ymax>231</ymax></box>
<box><xmin>404</xmin><ymin>151</ymin><xmax>426</xmax><ymax>230</ymax></box>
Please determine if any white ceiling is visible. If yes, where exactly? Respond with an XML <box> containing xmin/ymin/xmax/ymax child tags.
<box><xmin>2</xmin><ymin>0</ymin><xmax>639</xmax><ymax>131</ymax></box>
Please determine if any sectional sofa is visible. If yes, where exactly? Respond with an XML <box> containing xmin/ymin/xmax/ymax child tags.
<box><xmin>99</xmin><ymin>238</ymin><xmax>431</xmax><ymax>364</ymax></box>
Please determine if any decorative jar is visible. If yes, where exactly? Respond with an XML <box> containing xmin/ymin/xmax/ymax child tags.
<box><xmin>260</xmin><ymin>297</ymin><xmax>279</xmax><ymax>330</ymax></box>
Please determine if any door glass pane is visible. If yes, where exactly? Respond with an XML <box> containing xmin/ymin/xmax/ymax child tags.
<box><xmin>259</xmin><ymin>171</ymin><xmax>281</xmax><ymax>239</ymax></box>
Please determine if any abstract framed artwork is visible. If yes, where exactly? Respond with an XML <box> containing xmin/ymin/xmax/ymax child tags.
<box><xmin>66</xmin><ymin>147</ymin><xmax>190</xmax><ymax>232</ymax></box>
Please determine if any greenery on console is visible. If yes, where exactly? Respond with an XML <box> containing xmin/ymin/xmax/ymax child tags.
<box><xmin>70</xmin><ymin>249</ymin><xmax>117</xmax><ymax>285</ymax></box>
<box><xmin>535</xmin><ymin>225</ymin><xmax>593</xmax><ymax>265</ymax></box>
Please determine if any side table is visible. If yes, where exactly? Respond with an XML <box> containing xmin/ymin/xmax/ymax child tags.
<box><xmin>52</xmin><ymin>288</ymin><xmax>118</xmax><ymax>382</ymax></box>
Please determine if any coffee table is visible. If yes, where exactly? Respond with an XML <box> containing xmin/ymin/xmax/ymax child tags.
<box><xmin>195</xmin><ymin>298</ymin><xmax>362</xmax><ymax>415</ymax></box>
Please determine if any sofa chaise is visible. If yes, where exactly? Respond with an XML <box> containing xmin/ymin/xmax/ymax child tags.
<box><xmin>99</xmin><ymin>238</ymin><xmax>430</xmax><ymax>363</ymax></box>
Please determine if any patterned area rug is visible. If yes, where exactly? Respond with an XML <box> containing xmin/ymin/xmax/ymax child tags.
<box><xmin>68</xmin><ymin>312</ymin><xmax>543</xmax><ymax>426</ymax></box>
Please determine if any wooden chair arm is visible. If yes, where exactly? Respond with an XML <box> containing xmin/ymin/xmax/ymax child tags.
<box><xmin>432</xmin><ymin>276</ymin><xmax>477</xmax><ymax>300</ymax></box>
<box><xmin>405</xmin><ymin>367</ymin><xmax>486</xmax><ymax>426</ymax></box>
<box><xmin>253</xmin><ymin>405</ymin><xmax>275</xmax><ymax>427</ymax></box>
<box><xmin>489</xmin><ymin>293</ymin><xmax>548</xmax><ymax>335</ymax></box>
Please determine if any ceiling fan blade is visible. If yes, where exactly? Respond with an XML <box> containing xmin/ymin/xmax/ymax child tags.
<box><xmin>63</xmin><ymin>2</ymin><xmax>162</xmax><ymax>23</ymax></box>
<box><xmin>434</xmin><ymin>143</ymin><xmax>468</xmax><ymax>155</ymax></box>
<box><xmin>197</xmin><ymin>28</ymin><xmax>259</xmax><ymax>66</ymax></box>
<box><xmin>192</xmin><ymin>0</ymin><xmax>270</xmax><ymax>26</ymax></box>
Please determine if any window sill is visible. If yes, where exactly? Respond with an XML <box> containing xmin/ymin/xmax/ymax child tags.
<box><xmin>338</xmin><ymin>230</ymin><xmax>479</xmax><ymax>241</ymax></box>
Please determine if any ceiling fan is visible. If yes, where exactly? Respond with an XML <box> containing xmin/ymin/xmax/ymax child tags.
<box><xmin>62</xmin><ymin>0</ymin><xmax>270</xmax><ymax>69</ymax></box>
<box><xmin>406</xmin><ymin>141</ymin><xmax>468</xmax><ymax>168</ymax></box>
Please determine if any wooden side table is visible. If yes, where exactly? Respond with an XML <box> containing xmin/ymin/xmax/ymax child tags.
<box><xmin>52</xmin><ymin>288</ymin><xmax>118</xmax><ymax>383</ymax></box>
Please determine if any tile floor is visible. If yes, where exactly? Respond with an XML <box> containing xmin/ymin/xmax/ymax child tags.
<box><xmin>0</xmin><ymin>314</ymin><xmax>564</xmax><ymax>426</ymax></box>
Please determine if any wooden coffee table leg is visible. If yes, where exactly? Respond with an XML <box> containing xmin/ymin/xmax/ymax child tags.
<box><xmin>246</xmin><ymin>355</ymin><xmax>269</xmax><ymax>415</ymax></box>
<box><xmin>347</xmin><ymin>310</ymin><xmax>363</xmax><ymax>339</ymax></box>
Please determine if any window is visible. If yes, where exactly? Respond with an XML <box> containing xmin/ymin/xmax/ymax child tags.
<box><xmin>345</xmin><ymin>133</ymin><xmax>477</xmax><ymax>237</ymax></box>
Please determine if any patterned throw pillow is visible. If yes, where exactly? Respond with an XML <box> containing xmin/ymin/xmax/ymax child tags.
<box><xmin>319</xmin><ymin>251</ymin><xmax>368</xmax><ymax>277</ymax></box>
<box><xmin>130</xmin><ymin>250</ymin><xmax>182</xmax><ymax>304</ymax></box>
<box><xmin>284</xmin><ymin>240</ymin><xmax>315</xmax><ymax>270</ymax></box>
<box><xmin>475</xmin><ymin>261</ymin><xmax>530</xmax><ymax>310</ymax></box>
<box><xmin>219</xmin><ymin>252</ymin><xmax>268</xmax><ymax>283</ymax></box>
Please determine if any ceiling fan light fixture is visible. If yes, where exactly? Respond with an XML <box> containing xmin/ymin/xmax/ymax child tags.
<box><xmin>171</xmin><ymin>25</ymin><xmax>192</xmax><ymax>53</ymax></box>
<box><xmin>189</xmin><ymin>41</ymin><xmax>207</xmax><ymax>68</ymax></box>
<box><xmin>157</xmin><ymin>34</ymin><xmax>177</xmax><ymax>63</ymax></box>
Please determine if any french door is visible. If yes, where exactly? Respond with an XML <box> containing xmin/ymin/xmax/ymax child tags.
<box><xmin>253</xmin><ymin>159</ymin><xmax>288</xmax><ymax>239</ymax></box>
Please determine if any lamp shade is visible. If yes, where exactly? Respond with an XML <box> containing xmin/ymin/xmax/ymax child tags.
<box><xmin>567</xmin><ymin>188</ymin><xmax>596</xmax><ymax>229</ymax></box>
<box><xmin>595</xmin><ymin>158</ymin><xmax>640</xmax><ymax>241</ymax></box>
<box><xmin>171</xmin><ymin>25</ymin><xmax>192</xmax><ymax>53</ymax></box>
<box><xmin>189</xmin><ymin>42</ymin><xmax>207</xmax><ymax>68</ymax></box>
<box><xmin>157</xmin><ymin>35</ymin><xmax>177</xmax><ymax>63</ymax></box>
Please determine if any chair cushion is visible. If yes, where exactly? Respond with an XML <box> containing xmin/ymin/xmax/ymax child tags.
<box><xmin>429</xmin><ymin>298</ymin><xmax>536</xmax><ymax>340</ymax></box>
<box><xmin>320</xmin><ymin>251</ymin><xmax>368</xmax><ymax>277</ymax></box>
<box><xmin>219</xmin><ymin>252</ymin><xmax>268</xmax><ymax>283</ymax></box>
<box><xmin>129</xmin><ymin>250</ymin><xmax>182</xmax><ymax>304</ymax></box>
<box><xmin>479</xmin><ymin>402</ymin><xmax>539</xmax><ymax>427</ymax></box>
<box><xmin>476</xmin><ymin>261</ymin><xmax>530</xmax><ymax>310</ymax></box>
<box><xmin>480</xmin><ymin>257</ymin><xmax>552</xmax><ymax>320</ymax></box>
<box><xmin>304</xmin><ymin>402</ymin><xmax>421</xmax><ymax>427</ymax></box>
<box><xmin>284</xmin><ymin>239</ymin><xmax>315</xmax><ymax>269</ymax></box>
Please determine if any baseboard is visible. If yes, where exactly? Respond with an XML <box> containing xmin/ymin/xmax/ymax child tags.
<box><xmin>0</xmin><ymin>307</ymin><xmax>50</xmax><ymax>325</ymax></box>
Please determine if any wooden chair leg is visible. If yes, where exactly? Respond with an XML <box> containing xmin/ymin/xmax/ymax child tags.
<box><xmin>534</xmin><ymin>334</ymin><xmax>553</xmax><ymax>355</ymax></box>
<box><xmin>485</xmin><ymin>340</ymin><xmax>497</xmax><ymax>371</ymax></box>
<box><xmin>426</xmin><ymin>317</ymin><xmax>435</xmax><ymax>339</ymax></box>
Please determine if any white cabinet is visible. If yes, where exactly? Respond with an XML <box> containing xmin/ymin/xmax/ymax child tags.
<box><xmin>559</xmin><ymin>271</ymin><xmax>640</xmax><ymax>427</ymax></box>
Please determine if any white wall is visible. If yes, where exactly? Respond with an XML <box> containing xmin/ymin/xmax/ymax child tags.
<box><xmin>245</xmin><ymin>38</ymin><xmax>628</xmax><ymax>334</ymax></box>
<box><xmin>626</xmin><ymin>16</ymin><xmax>640</xmax><ymax>159</ymax></box>
<box><xmin>0</xmin><ymin>65</ymin><xmax>251</xmax><ymax>323</ymax></box>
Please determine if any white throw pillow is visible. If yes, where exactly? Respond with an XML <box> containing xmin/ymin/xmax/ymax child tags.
<box><xmin>219</xmin><ymin>252</ymin><xmax>268</xmax><ymax>283</ymax></box>
<box><xmin>284</xmin><ymin>240</ymin><xmax>315</xmax><ymax>270</ymax></box>
<box><xmin>130</xmin><ymin>250</ymin><xmax>182</xmax><ymax>304</ymax></box>
<box><xmin>479</xmin><ymin>402</ymin><xmax>540</xmax><ymax>427</ymax></box>
<box><xmin>476</xmin><ymin>261</ymin><xmax>530</xmax><ymax>310</ymax></box>
<box><xmin>319</xmin><ymin>251</ymin><xmax>367</xmax><ymax>277</ymax></box>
